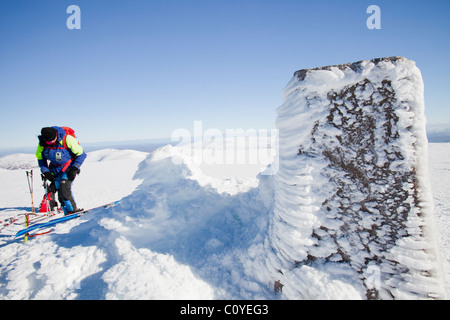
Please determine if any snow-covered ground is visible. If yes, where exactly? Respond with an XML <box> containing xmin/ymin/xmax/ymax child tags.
<box><xmin>0</xmin><ymin>143</ymin><xmax>275</xmax><ymax>299</ymax></box>
<box><xmin>428</xmin><ymin>143</ymin><xmax>450</xmax><ymax>295</ymax></box>
<box><xmin>0</xmin><ymin>142</ymin><xmax>448</xmax><ymax>300</ymax></box>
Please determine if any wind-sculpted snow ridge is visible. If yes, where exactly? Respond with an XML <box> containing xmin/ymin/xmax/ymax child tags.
<box><xmin>269</xmin><ymin>57</ymin><xmax>447</xmax><ymax>299</ymax></box>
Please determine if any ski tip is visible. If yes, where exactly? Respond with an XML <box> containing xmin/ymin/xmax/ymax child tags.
<box><xmin>105</xmin><ymin>200</ymin><xmax>120</xmax><ymax>208</ymax></box>
<box><xmin>11</xmin><ymin>200</ymin><xmax>121</xmax><ymax>242</ymax></box>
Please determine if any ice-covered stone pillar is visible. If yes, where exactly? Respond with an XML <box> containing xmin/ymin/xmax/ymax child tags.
<box><xmin>270</xmin><ymin>57</ymin><xmax>446</xmax><ymax>299</ymax></box>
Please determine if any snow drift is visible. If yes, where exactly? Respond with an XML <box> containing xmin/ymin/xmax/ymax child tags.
<box><xmin>267</xmin><ymin>57</ymin><xmax>447</xmax><ymax>299</ymax></box>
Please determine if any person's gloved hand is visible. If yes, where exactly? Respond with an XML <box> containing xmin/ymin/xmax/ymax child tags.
<box><xmin>67</xmin><ymin>166</ymin><xmax>80</xmax><ymax>181</ymax></box>
<box><xmin>43</xmin><ymin>172</ymin><xmax>55</xmax><ymax>182</ymax></box>
<box><xmin>48</xmin><ymin>182</ymin><xmax>57</xmax><ymax>193</ymax></box>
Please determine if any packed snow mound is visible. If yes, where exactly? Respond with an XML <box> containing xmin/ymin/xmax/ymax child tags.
<box><xmin>268</xmin><ymin>57</ymin><xmax>447</xmax><ymax>299</ymax></box>
<box><xmin>100</xmin><ymin>144</ymin><xmax>274</xmax><ymax>299</ymax></box>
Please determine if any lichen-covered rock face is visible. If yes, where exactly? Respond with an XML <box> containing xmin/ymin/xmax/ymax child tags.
<box><xmin>270</xmin><ymin>57</ymin><xmax>446</xmax><ymax>299</ymax></box>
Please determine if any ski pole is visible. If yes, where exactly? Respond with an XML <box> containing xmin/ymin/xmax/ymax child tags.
<box><xmin>25</xmin><ymin>170</ymin><xmax>36</xmax><ymax>243</ymax></box>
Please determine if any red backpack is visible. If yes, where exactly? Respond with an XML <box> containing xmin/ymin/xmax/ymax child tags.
<box><xmin>56</xmin><ymin>126</ymin><xmax>80</xmax><ymax>173</ymax></box>
<box><xmin>39</xmin><ymin>192</ymin><xmax>59</xmax><ymax>213</ymax></box>
<box><xmin>61</xmin><ymin>126</ymin><xmax>78</xmax><ymax>149</ymax></box>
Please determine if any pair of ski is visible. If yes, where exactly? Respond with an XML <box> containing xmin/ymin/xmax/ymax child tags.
<box><xmin>15</xmin><ymin>201</ymin><xmax>120</xmax><ymax>239</ymax></box>
<box><xmin>0</xmin><ymin>216</ymin><xmax>20</xmax><ymax>232</ymax></box>
<box><xmin>1</xmin><ymin>210</ymin><xmax>58</xmax><ymax>232</ymax></box>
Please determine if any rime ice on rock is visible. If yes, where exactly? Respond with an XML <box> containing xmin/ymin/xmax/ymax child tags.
<box><xmin>270</xmin><ymin>57</ymin><xmax>447</xmax><ymax>299</ymax></box>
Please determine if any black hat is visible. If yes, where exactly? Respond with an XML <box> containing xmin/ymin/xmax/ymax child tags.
<box><xmin>41</xmin><ymin>127</ymin><xmax>58</xmax><ymax>141</ymax></box>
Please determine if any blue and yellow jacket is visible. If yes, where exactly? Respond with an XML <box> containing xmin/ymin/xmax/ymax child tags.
<box><xmin>36</xmin><ymin>126</ymin><xmax>87</xmax><ymax>175</ymax></box>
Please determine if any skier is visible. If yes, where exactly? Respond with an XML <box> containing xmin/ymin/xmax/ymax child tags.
<box><xmin>36</xmin><ymin>126</ymin><xmax>87</xmax><ymax>215</ymax></box>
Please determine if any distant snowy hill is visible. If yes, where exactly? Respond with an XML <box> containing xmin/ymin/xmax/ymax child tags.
<box><xmin>0</xmin><ymin>153</ymin><xmax>37</xmax><ymax>170</ymax></box>
<box><xmin>427</xmin><ymin>124</ymin><xmax>450</xmax><ymax>143</ymax></box>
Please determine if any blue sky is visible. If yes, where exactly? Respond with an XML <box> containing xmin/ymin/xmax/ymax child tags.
<box><xmin>1</xmin><ymin>0</ymin><xmax>449</xmax><ymax>149</ymax></box>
